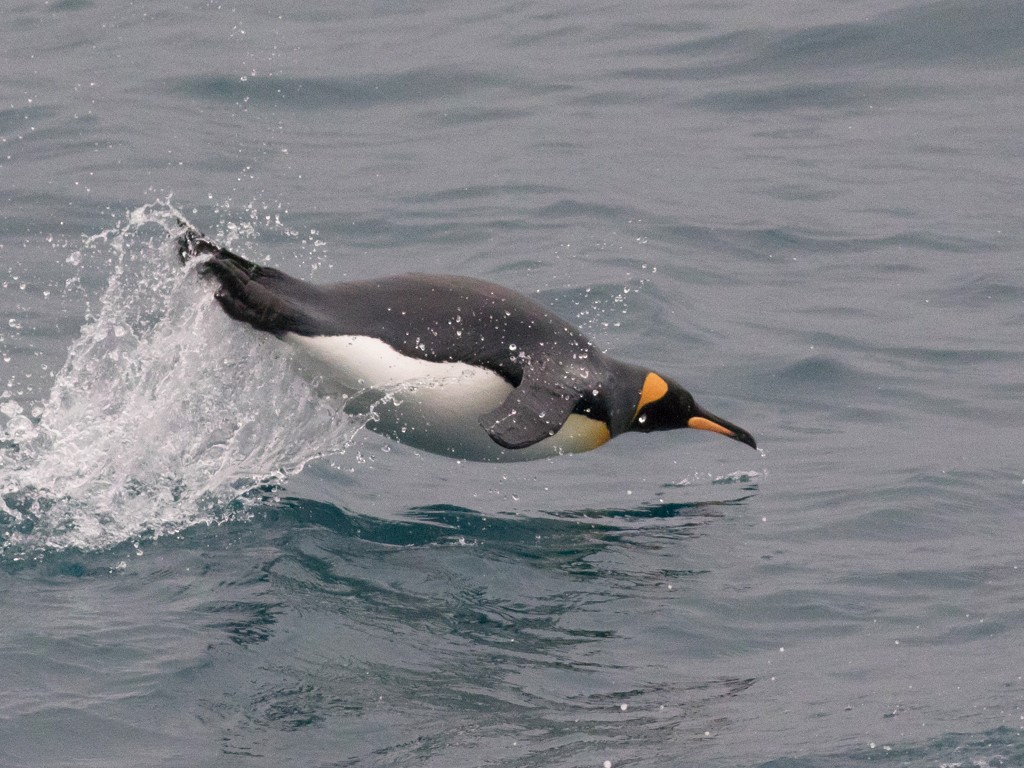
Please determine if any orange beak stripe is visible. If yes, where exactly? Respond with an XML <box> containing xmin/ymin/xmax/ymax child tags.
<box><xmin>687</xmin><ymin>416</ymin><xmax>736</xmax><ymax>438</ymax></box>
<box><xmin>634</xmin><ymin>372</ymin><xmax>669</xmax><ymax>419</ymax></box>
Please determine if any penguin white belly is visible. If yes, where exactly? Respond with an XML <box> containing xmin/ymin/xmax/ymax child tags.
<box><xmin>283</xmin><ymin>333</ymin><xmax>609</xmax><ymax>462</ymax></box>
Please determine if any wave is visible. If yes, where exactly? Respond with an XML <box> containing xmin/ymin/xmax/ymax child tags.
<box><xmin>0</xmin><ymin>201</ymin><xmax>362</xmax><ymax>559</ymax></box>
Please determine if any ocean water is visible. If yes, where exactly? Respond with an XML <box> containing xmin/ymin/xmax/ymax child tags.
<box><xmin>2</xmin><ymin>1</ymin><xmax>1023</xmax><ymax>766</ymax></box>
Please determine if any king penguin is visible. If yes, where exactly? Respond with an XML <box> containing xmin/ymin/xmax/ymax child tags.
<box><xmin>177</xmin><ymin>224</ymin><xmax>756</xmax><ymax>462</ymax></box>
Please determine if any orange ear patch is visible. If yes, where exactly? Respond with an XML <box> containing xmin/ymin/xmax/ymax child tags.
<box><xmin>634</xmin><ymin>372</ymin><xmax>669</xmax><ymax>419</ymax></box>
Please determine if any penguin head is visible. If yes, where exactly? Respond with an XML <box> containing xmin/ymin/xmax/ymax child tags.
<box><xmin>630</xmin><ymin>372</ymin><xmax>757</xmax><ymax>449</ymax></box>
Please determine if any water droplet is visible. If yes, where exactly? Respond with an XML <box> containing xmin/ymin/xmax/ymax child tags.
<box><xmin>5</xmin><ymin>413</ymin><xmax>35</xmax><ymax>441</ymax></box>
<box><xmin>1</xmin><ymin>400</ymin><xmax>23</xmax><ymax>418</ymax></box>
<box><xmin>638</xmin><ymin>414</ymin><xmax>647</xmax><ymax>424</ymax></box>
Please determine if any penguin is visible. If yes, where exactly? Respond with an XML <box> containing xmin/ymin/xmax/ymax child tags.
<box><xmin>176</xmin><ymin>225</ymin><xmax>756</xmax><ymax>462</ymax></box>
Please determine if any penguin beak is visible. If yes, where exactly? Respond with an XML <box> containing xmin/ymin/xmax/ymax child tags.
<box><xmin>687</xmin><ymin>406</ymin><xmax>758</xmax><ymax>449</ymax></box>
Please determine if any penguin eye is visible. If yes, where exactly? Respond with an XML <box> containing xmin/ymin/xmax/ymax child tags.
<box><xmin>633</xmin><ymin>407</ymin><xmax>656</xmax><ymax>431</ymax></box>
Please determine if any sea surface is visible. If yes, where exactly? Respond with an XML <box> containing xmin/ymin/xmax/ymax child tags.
<box><xmin>2</xmin><ymin>1</ymin><xmax>1023</xmax><ymax>766</ymax></box>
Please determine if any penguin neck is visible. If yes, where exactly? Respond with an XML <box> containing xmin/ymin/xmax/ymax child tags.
<box><xmin>598</xmin><ymin>357</ymin><xmax>650</xmax><ymax>437</ymax></box>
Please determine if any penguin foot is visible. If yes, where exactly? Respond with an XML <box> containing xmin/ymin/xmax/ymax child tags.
<box><xmin>175</xmin><ymin>227</ymin><xmax>306</xmax><ymax>334</ymax></box>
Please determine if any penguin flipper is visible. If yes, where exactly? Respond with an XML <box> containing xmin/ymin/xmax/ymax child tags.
<box><xmin>479</xmin><ymin>379</ymin><xmax>579</xmax><ymax>450</ymax></box>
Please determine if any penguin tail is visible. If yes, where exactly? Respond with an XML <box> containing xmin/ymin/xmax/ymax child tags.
<box><xmin>175</xmin><ymin>221</ymin><xmax>257</xmax><ymax>270</ymax></box>
<box><xmin>174</xmin><ymin>223</ymin><xmax>316</xmax><ymax>336</ymax></box>
<box><xmin>176</xmin><ymin>223</ymin><xmax>217</xmax><ymax>265</ymax></box>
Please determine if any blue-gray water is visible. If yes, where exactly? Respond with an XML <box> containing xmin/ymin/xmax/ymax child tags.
<box><xmin>2</xmin><ymin>1</ymin><xmax>1023</xmax><ymax>766</ymax></box>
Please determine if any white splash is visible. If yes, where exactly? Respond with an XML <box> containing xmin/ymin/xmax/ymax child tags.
<box><xmin>0</xmin><ymin>201</ymin><xmax>361</xmax><ymax>557</ymax></box>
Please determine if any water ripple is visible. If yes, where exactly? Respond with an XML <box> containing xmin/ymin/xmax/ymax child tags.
<box><xmin>173</xmin><ymin>69</ymin><xmax>510</xmax><ymax>109</ymax></box>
